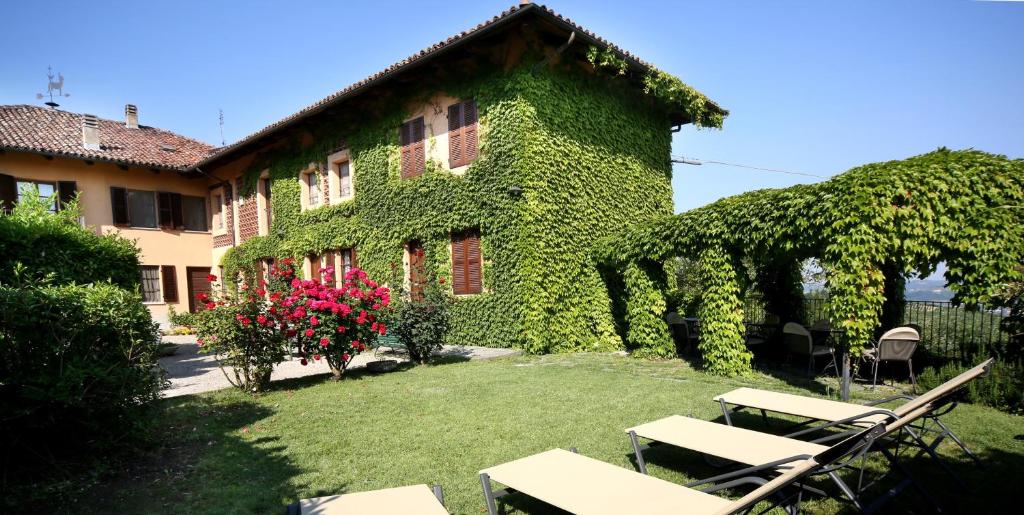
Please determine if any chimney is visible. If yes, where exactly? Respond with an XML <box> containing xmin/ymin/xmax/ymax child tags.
<box><xmin>82</xmin><ymin>114</ymin><xmax>100</xmax><ymax>150</ymax></box>
<box><xmin>125</xmin><ymin>104</ymin><xmax>138</xmax><ymax>129</ymax></box>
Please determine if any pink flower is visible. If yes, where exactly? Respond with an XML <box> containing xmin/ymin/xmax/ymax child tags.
<box><xmin>310</xmin><ymin>316</ymin><xmax>320</xmax><ymax>327</ymax></box>
<box><xmin>256</xmin><ymin>315</ymin><xmax>268</xmax><ymax>325</ymax></box>
<box><xmin>206</xmin><ymin>301</ymin><xmax>217</xmax><ymax>310</ymax></box>
<box><xmin>372</xmin><ymin>303</ymin><xmax>381</xmax><ymax>310</ymax></box>
<box><xmin>319</xmin><ymin>337</ymin><xmax>329</xmax><ymax>347</ymax></box>
<box><xmin>207</xmin><ymin>274</ymin><xmax>218</xmax><ymax>282</ymax></box>
<box><xmin>291</xmin><ymin>278</ymin><xmax>301</xmax><ymax>288</ymax></box>
<box><xmin>336</xmin><ymin>325</ymin><xmax>347</xmax><ymax>333</ymax></box>
<box><xmin>304</xmin><ymin>328</ymin><xmax>315</xmax><ymax>338</ymax></box>
<box><xmin>342</xmin><ymin>352</ymin><xmax>350</xmax><ymax>362</ymax></box>
<box><xmin>313</xmin><ymin>354</ymin><xmax>321</xmax><ymax>361</ymax></box>
<box><xmin>197</xmin><ymin>338</ymin><xmax>205</xmax><ymax>346</ymax></box>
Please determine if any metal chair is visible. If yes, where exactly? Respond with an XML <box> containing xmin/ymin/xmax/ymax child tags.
<box><xmin>864</xmin><ymin>326</ymin><xmax>920</xmax><ymax>392</ymax></box>
<box><xmin>666</xmin><ymin>312</ymin><xmax>698</xmax><ymax>354</ymax></box>
<box><xmin>783</xmin><ymin>322</ymin><xmax>837</xmax><ymax>377</ymax></box>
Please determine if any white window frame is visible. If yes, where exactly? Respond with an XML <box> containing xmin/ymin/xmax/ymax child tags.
<box><xmin>327</xmin><ymin>149</ymin><xmax>355</xmax><ymax>203</ymax></box>
<box><xmin>299</xmin><ymin>164</ymin><xmax>323</xmax><ymax>211</ymax></box>
<box><xmin>139</xmin><ymin>265</ymin><xmax>163</xmax><ymax>304</ymax></box>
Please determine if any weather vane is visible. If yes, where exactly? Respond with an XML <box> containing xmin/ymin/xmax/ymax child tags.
<box><xmin>36</xmin><ymin>66</ymin><xmax>70</xmax><ymax>108</ymax></box>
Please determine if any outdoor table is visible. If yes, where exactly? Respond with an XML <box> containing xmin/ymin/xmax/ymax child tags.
<box><xmin>814</xmin><ymin>328</ymin><xmax>853</xmax><ymax>401</ymax></box>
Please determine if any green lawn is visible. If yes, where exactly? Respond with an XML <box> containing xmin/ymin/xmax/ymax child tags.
<box><xmin>68</xmin><ymin>354</ymin><xmax>1024</xmax><ymax>514</ymax></box>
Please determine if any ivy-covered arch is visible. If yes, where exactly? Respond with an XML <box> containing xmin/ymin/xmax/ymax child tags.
<box><xmin>599</xmin><ymin>149</ymin><xmax>1024</xmax><ymax>376</ymax></box>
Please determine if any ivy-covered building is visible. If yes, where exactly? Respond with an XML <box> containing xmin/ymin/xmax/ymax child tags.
<box><xmin>197</xmin><ymin>3</ymin><xmax>725</xmax><ymax>352</ymax></box>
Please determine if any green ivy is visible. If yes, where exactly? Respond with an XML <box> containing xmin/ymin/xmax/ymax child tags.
<box><xmin>220</xmin><ymin>61</ymin><xmax>709</xmax><ymax>352</ymax></box>
<box><xmin>599</xmin><ymin>149</ymin><xmax>1024</xmax><ymax>375</ymax></box>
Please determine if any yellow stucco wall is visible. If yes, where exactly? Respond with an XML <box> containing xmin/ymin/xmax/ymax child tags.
<box><xmin>0</xmin><ymin>152</ymin><xmax>213</xmax><ymax>326</ymax></box>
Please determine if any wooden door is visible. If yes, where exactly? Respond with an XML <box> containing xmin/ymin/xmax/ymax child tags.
<box><xmin>186</xmin><ymin>267</ymin><xmax>213</xmax><ymax>313</ymax></box>
<box><xmin>408</xmin><ymin>240</ymin><xmax>426</xmax><ymax>301</ymax></box>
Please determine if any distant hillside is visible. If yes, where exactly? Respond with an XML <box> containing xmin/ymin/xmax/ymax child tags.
<box><xmin>905</xmin><ymin>278</ymin><xmax>954</xmax><ymax>302</ymax></box>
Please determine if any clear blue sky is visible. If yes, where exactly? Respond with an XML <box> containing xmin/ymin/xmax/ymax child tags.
<box><xmin>2</xmin><ymin>0</ymin><xmax>1021</xmax><ymax>212</ymax></box>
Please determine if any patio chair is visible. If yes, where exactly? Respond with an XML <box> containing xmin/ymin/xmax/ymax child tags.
<box><xmin>479</xmin><ymin>422</ymin><xmax>890</xmax><ymax>515</ymax></box>
<box><xmin>711</xmin><ymin>359</ymin><xmax>993</xmax><ymax>473</ymax></box>
<box><xmin>863</xmin><ymin>326</ymin><xmax>920</xmax><ymax>392</ymax></box>
<box><xmin>286</xmin><ymin>484</ymin><xmax>447</xmax><ymax>514</ymax></box>
<box><xmin>666</xmin><ymin>312</ymin><xmax>699</xmax><ymax>354</ymax></box>
<box><xmin>783</xmin><ymin>322</ymin><xmax>837</xmax><ymax>377</ymax></box>
<box><xmin>626</xmin><ymin>363</ymin><xmax>990</xmax><ymax>512</ymax></box>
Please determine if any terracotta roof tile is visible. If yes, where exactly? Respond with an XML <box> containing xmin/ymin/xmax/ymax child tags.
<box><xmin>0</xmin><ymin>104</ymin><xmax>215</xmax><ymax>170</ymax></box>
<box><xmin>195</xmin><ymin>3</ymin><xmax>723</xmax><ymax>168</ymax></box>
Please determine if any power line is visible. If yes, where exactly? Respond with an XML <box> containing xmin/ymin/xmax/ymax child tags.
<box><xmin>671</xmin><ymin>156</ymin><xmax>827</xmax><ymax>179</ymax></box>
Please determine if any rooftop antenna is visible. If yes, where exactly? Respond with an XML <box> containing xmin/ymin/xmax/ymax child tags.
<box><xmin>218</xmin><ymin>108</ymin><xmax>225</xmax><ymax>146</ymax></box>
<box><xmin>35</xmin><ymin>66</ymin><xmax>70</xmax><ymax>108</ymax></box>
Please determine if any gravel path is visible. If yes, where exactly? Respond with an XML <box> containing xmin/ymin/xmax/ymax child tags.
<box><xmin>158</xmin><ymin>335</ymin><xmax>520</xmax><ymax>397</ymax></box>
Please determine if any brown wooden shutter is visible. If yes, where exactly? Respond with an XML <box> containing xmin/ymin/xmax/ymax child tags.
<box><xmin>463</xmin><ymin>100</ymin><xmax>478</xmax><ymax>165</ymax></box>
<box><xmin>161</xmin><ymin>265</ymin><xmax>178</xmax><ymax>302</ymax></box>
<box><xmin>451</xmin><ymin>232</ymin><xmax>468</xmax><ymax>294</ymax></box>
<box><xmin>350</xmin><ymin>247</ymin><xmax>357</xmax><ymax>269</ymax></box>
<box><xmin>408</xmin><ymin>241</ymin><xmax>425</xmax><ymax>301</ymax></box>
<box><xmin>157</xmin><ymin>192</ymin><xmax>173</xmax><ymax>227</ymax></box>
<box><xmin>0</xmin><ymin>173</ymin><xmax>17</xmax><ymax>214</ymax></box>
<box><xmin>448</xmin><ymin>102</ymin><xmax>463</xmax><ymax>168</ymax></box>
<box><xmin>110</xmin><ymin>187</ymin><xmax>129</xmax><ymax>225</ymax></box>
<box><xmin>400</xmin><ymin>117</ymin><xmax>425</xmax><ymax>179</ymax></box>
<box><xmin>465</xmin><ymin>230</ymin><xmax>482</xmax><ymax>294</ymax></box>
<box><xmin>170</xmin><ymin>193</ymin><xmax>184</xmax><ymax>229</ymax></box>
<box><xmin>309</xmin><ymin>254</ymin><xmax>321</xmax><ymax>282</ymax></box>
<box><xmin>57</xmin><ymin>181</ymin><xmax>77</xmax><ymax>210</ymax></box>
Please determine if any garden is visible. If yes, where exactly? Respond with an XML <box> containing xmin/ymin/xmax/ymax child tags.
<box><xmin>2</xmin><ymin>150</ymin><xmax>1023</xmax><ymax>514</ymax></box>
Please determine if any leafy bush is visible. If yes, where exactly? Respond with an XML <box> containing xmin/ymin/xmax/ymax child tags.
<box><xmin>188</xmin><ymin>272</ymin><xmax>289</xmax><ymax>393</ymax></box>
<box><xmin>0</xmin><ymin>188</ymin><xmax>140</xmax><ymax>288</ymax></box>
<box><xmin>388</xmin><ymin>256</ymin><xmax>451</xmax><ymax>364</ymax></box>
<box><xmin>0</xmin><ymin>283</ymin><xmax>163</xmax><ymax>470</ymax></box>
<box><xmin>918</xmin><ymin>357</ymin><xmax>1023</xmax><ymax>414</ymax></box>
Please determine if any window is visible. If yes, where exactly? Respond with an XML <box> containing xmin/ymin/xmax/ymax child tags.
<box><xmin>182</xmin><ymin>196</ymin><xmax>208</xmax><ymax>231</ymax></box>
<box><xmin>16</xmin><ymin>180</ymin><xmax>56</xmax><ymax>212</ymax></box>
<box><xmin>448</xmin><ymin>100</ymin><xmax>478</xmax><ymax>168</ymax></box>
<box><xmin>307</xmin><ymin>171</ymin><xmax>320</xmax><ymax>206</ymax></box>
<box><xmin>140</xmin><ymin>266</ymin><xmax>162</xmax><ymax>303</ymax></box>
<box><xmin>259</xmin><ymin>176</ymin><xmax>273</xmax><ymax>234</ymax></box>
<box><xmin>339</xmin><ymin>248</ymin><xmax>356</xmax><ymax>278</ymax></box>
<box><xmin>399</xmin><ymin>117</ymin><xmax>425</xmax><ymax>178</ymax></box>
<box><xmin>451</xmin><ymin>229</ymin><xmax>483</xmax><ymax>295</ymax></box>
<box><xmin>338</xmin><ymin>161</ymin><xmax>353</xmax><ymax>199</ymax></box>
<box><xmin>127</xmin><ymin>189</ymin><xmax>157</xmax><ymax>228</ymax></box>
<box><xmin>212</xmin><ymin>193</ymin><xmax>224</xmax><ymax>230</ymax></box>
<box><xmin>308</xmin><ymin>253</ymin><xmax>323</xmax><ymax>282</ymax></box>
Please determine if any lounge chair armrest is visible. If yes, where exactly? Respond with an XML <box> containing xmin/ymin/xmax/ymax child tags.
<box><xmin>865</xmin><ymin>394</ymin><xmax>916</xmax><ymax>406</ymax></box>
<box><xmin>700</xmin><ymin>475</ymin><xmax>768</xmax><ymax>494</ymax></box>
<box><xmin>785</xmin><ymin>408</ymin><xmax>897</xmax><ymax>438</ymax></box>
<box><xmin>685</xmin><ymin>454</ymin><xmax>812</xmax><ymax>488</ymax></box>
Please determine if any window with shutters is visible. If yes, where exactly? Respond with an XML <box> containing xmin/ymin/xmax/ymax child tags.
<box><xmin>257</xmin><ymin>173</ymin><xmax>272</xmax><ymax>235</ymax></box>
<box><xmin>447</xmin><ymin>100</ymin><xmax>478</xmax><ymax>169</ymax></box>
<box><xmin>328</xmin><ymin>150</ymin><xmax>355</xmax><ymax>203</ymax></box>
<box><xmin>450</xmin><ymin>229</ymin><xmax>483</xmax><ymax>295</ymax></box>
<box><xmin>16</xmin><ymin>180</ymin><xmax>57</xmax><ymax>212</ymax></box>
<box><xmin>139</xmin><ymin>266</ymin><xmax>162</xmax><ymax>303</ymax></box>
<box><xmin>127</xmin><ymin>189</ymin><xmax>157</xmax><ymax>228</ymax></box>
<box><xmin>399</xmin><ymin>117</ymin><xmax>426</xmax><ymax>179</ymax></box>
<box><xmin>307</xmin><ymin>253</ymin><xmax>323</xmax><ymax>282</ymax></box>
<box><xmin>182</xmin><ymin>196</ymin><xmax>208</xmax><ymax>231</ymax></box>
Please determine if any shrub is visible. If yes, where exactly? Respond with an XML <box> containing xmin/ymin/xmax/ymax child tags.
<box><xmin>282</xmin><ymin>260</ymin><xmax>391</xmax><ymax>378</ymax></box>
<box><xmin>188</xmin><ymin>273</ymin><xmax>289</xmax><ymax>393</ymax></box>
<box><xmin>918</xmin><ymin>357</ymin><xmax>1023</xmax><ymax>415</ymax></box>
<box><xmin>0</xmin><ymin>188</ymin><xmax>140</xmax><ymax>289</ymax></box>
<box><xmin>0</xmin><ymin>283</ymin><xmax>163</xmax><ymax>471</ymax></box>
<box><xmin>388</xmin><ymin>257</ymin><xmax>451</xmax><ymax>364</ymax></box>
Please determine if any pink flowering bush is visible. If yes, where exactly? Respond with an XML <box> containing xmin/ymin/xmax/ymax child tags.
<box><xmin>275</xmin><ymin>259</ymin><xmax>390</xmax><ymax>379</ymax></box>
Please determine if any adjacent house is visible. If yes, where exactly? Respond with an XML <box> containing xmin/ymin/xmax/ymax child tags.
<box><xmin>0</xmin><ymin>105</ymin><xmax>215</xmax><ymax>325</ymax></box>
<box><xmin>0</xmin><ymin>3</ymin><xmax>724</xmax><ymax>348</ymax></box>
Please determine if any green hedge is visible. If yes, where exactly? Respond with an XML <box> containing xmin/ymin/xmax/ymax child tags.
<box><xmin>0</xmin><ymin>283</ymin><xmax>163</xmax><ymax>467</ymax></box>
<box><xmin>0</xmin><ymin>194</ymin><xmax>140</xmax><ymax>288</ymax></box>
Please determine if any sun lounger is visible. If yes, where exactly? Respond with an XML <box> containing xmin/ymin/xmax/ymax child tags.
<box><xmin>625</xmin><ymin>359</ymin><xmax>992</xmax><ymax>511</ymax></box>
<box><xmin>712</xmin><ymin>358</ymin><xmax>992</xmax><ymax>463</ymax></box>
<box><xmin>286</xmin><ymin>484</ymin><xmax>447</xmax><ymax>515</ymax></box>
<box><xmin>480</xmin><ymin>424</ymin><xmax>887</xmax><ymax>515</ymax></box>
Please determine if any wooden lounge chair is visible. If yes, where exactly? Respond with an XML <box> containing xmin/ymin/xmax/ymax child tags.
<box><xmin>712</xmin><ymin>358</ymin><xmax>992</xmax><ymax>465</ymax></box>
<box><xmin>286</xmin><ymin>484</ymin><xmax>447</xmax><ymax>515</ymax></box>
<box><xmin>480</xmin><ymin>424</ymin><xmax>889</xmax><ymax>515</ymax></box>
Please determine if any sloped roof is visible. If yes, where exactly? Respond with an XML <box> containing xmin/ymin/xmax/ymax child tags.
<box><xmin>193</xmin><ymin>2</ymin><xmax>725</xmax><ymax>169</ymax></box>
<box><xmin>0</xmin><ymin>104</ymin><xmax>215</xmax><ymax>170</ymax></box>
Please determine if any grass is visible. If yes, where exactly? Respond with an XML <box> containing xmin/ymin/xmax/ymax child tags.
<box><xmin>48</xmin><ymin>353</ymin><xmax>1024</xmax><ymax>514</ymax></box>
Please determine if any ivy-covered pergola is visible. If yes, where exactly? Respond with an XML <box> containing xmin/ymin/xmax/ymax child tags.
<box><xmin>598</xmin><ymin>149</ymin><xmax>1024</xmax><ymax>394</ymax></box>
